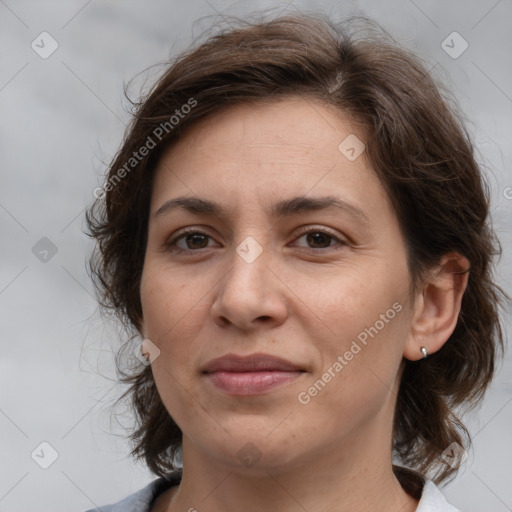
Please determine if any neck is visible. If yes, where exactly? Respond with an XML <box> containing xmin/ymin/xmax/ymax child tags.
<box><xmin>164</xmin><ymin>426</ymin><xmax>419</xmax><ymax>512</ymax></box>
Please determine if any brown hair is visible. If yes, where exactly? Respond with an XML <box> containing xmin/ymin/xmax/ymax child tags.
<box><xmin>86</xmin><ymin>11</ymin><xmax>508</xmax><ymax>485</ymax></box>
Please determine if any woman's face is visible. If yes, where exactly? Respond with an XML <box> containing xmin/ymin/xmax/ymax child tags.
<box><xmin>140</xmin><ymin>97</ymin><xmax>417</xmax><ymax>472</ymax></box>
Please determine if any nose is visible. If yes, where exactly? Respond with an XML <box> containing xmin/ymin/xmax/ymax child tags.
<box><xmin>210</xmin><ymin>242</ymin><xmax>288</xmax><ymax>331</ymax></box>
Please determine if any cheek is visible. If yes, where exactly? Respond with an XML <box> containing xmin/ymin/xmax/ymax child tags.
<box><xmin>304</xmin><ymin>271</ymin><xmax>410</xmax><ymax>395</ymax></box>
<box><xmin>140</xmin><ymin>268</ymin><xmax>205</xmax><ymax>423</ymax></box>
<box><xmin>296</xmin><ymin>309</ymin><xmax>408</xmax><ymax>438</ymax></box>
<box><xmin>140</xmin><ymin>264</ymin><xmax>194</xmax><ymax>339</ymax></box>
<box><xmin>303</xmin><ymin>265</ymin><xmax>408</xmax><ymax>340</ymax></box>
<box><xmin>140</xmin><ymin>266</ymin><xmax>212</xmax><ymax>395</ymax></box>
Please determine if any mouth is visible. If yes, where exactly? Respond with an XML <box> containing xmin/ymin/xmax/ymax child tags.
<box><xmin>202</xmin><ymin>353</ymin><xmax>306</xmax><ymax>396</ymax></box>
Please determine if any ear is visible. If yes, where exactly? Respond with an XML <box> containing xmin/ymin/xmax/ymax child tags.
<box><xmin>403</xmin><ymin>252</ymin><xmax>470</xmax><ymax>361</ymax></box>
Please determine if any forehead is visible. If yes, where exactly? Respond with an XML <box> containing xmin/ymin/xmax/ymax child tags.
<box><xmin>162</xmin><ymin>97</ymin><xmax>363</xmax><ymax>161</ymax></box>
<box><xmin>150</xmin><ymin>97</ymin><xmax>388</xmax><ymax>220</ymax></box>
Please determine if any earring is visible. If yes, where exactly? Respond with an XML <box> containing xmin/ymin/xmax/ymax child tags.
<box><xmin>420</xmin><ymin>346</ymin><xmax>428</xmax><ymax>359</ymax></box>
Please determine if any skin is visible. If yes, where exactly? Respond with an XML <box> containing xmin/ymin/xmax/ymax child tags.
<box><xmin>140</xmin><ymin>96</ymin><xmax>469</xmax><ymax>512</ymax></box>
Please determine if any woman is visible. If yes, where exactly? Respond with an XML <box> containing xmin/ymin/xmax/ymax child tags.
<box><xmin>85</xmin><ymin>11</ymin><xmax>507</xmax><ymax>512</ymax></box>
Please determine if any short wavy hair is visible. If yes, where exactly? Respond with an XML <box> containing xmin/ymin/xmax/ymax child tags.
<box><xmin>86</xmin><ymin>11</ymin><xmax>508</xmax><ymax>485</ymax></box>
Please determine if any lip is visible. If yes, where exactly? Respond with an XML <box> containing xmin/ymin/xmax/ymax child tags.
<box><xmin>202</xmin><ymin>353</ymin><xmax>304</xmax><ymax>373</ymax></box>
<box><xmin>202</xmin><ymin>353</ymin><xmax>305</xmax><ymax>396</ymax></box>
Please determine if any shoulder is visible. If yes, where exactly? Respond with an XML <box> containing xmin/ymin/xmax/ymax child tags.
<box><xmin>416</xmin><ymin>480</ymin><xmax>461</xmax><ymax>512</ymax></box>
<box><xmin>82</xmin><ymin>470</ymin><xmax>182</xmax><ymax>512</ymax></box>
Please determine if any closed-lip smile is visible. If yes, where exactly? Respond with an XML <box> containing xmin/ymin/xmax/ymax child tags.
<box><xmin>202</xmin><ymin>353</ymin><xmax>306</xmax><ymax>395</ymax></box>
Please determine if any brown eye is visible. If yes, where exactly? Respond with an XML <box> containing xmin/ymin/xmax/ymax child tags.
<box><xmin>292</xmin><ymin>228</ymin><xmax>347</xmax><ymax>252</ymax></box>
<box><xmin>166</xmin><ymin>230</ymin><xmax>216</xmax><ymax>253</ymax></box>
<box><xmin>304</xmin><ymin>232</ymin><xmax>332</xmax><ymax>249</ymax></box>
<box><xmin>181</xmin><ymin>233</ymin><xmax>210</xmax><ymax>250</ymax></box>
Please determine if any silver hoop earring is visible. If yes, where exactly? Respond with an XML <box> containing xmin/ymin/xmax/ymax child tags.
<box><xmin>420</xmin><ymin>346</ymin><xmax>428</xmax><ymax>359</ymax></box>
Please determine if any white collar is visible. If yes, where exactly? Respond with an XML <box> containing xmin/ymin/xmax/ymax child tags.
<box><xmin>416</xmin><ymin>480</ymin><xmax>461</xmax><ymax>511</ymax></box>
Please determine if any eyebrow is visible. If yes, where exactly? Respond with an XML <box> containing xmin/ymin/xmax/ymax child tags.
<box><xmin>155</xmin><ymin>195</ymin><xmax>370</xmax><ymax>225</ymax></box>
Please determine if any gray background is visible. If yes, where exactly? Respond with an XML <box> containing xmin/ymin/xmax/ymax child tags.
<box><xmin>1</xmin><ymin>0</ymin><xmax>511</xmax><ymax>511</ymax></box>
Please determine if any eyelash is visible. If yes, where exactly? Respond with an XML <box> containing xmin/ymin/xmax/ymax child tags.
<box><xmin>164</xmin><ymin>226</ymin><xmax>347</xmax><ymax>255</ymax></box>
